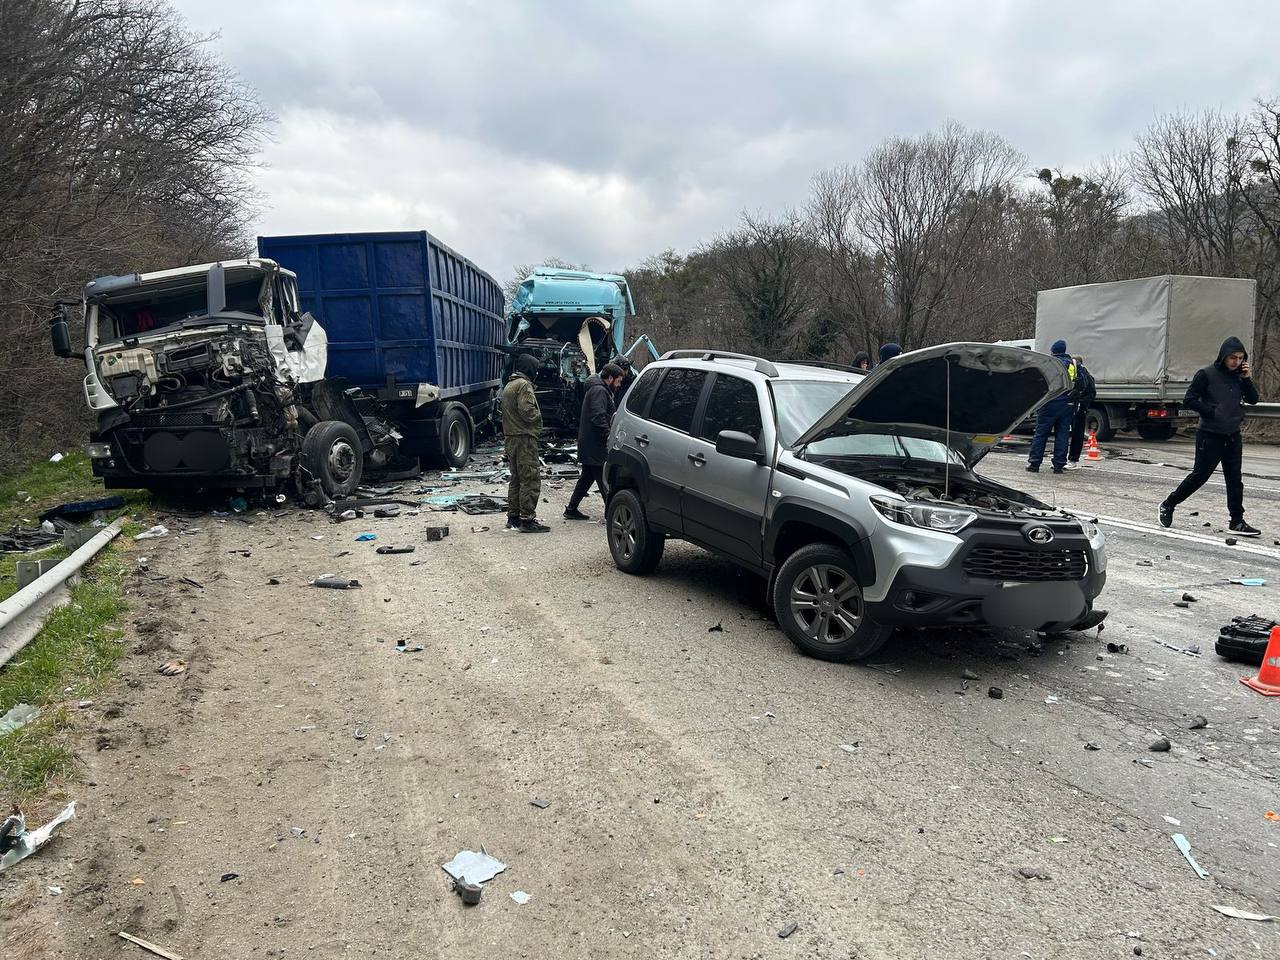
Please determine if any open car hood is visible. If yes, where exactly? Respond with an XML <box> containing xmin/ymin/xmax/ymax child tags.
<box><xmin>792</xmin><ymin>342</ymin><xmax>1069</xmax><ymax>467</ymax></box>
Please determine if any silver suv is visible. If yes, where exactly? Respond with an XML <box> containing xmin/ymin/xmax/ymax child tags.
<box><xmin>603</xmin><ymin>344</ymin><xmax>1108</xmax><ymax>662</ymax></box>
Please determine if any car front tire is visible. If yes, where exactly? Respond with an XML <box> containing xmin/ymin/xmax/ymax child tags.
<box><xmin>606</xmin><ymin>488</ymin><xmax>664</xmax><ymax>574</ymax></box>
<box><xmin>772</xmin><ymin>543</ymin><xmax>892</xmax><ymax>662</ymax></box>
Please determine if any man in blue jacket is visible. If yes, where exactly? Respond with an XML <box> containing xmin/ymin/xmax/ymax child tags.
<box><xmin>1026</xmin><ymin>339</ymin><xmax>1074</xmax><ymax>474</ymax></box>
<box><xmin>1160</xmin><ymin>336</ymin><xmax>1260</xmax><ymax>535</ymax></box>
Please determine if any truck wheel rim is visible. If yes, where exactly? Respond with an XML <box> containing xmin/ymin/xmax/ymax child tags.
<box><xmin>611</xmin><ymin>504</ymin><xmax>638</xmax><ymax>561</ymax></box>
<box><xmin>447</xmin><ymin>419</ymin><xmax>468</xmax><ymax>460</ymax></box>
<box><xmin>328</xmin><ymin>440</ymin><xmax>356</xmax><ymax>482</ymax></box>
<box><xmin>790</xmin><ymin>564</ymin><xmax>862</xmax><ymax>644</ymax></box>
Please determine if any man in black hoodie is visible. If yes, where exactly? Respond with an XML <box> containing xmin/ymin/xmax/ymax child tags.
<box><xmin>1159</xmin><ymin>336</ymin><xmax>1260</xmax><ymax>535</ymax></box>
<box><xmin>564</xmin><ymin>363</ymin><xmax>625</xmax><ymax>520</ymax></box>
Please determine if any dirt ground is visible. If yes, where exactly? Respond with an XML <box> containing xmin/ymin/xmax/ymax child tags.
<box><xmin>2</xmin><ymin>437</ymin><xmax>1279</xmax><ymax>958</ymax></box>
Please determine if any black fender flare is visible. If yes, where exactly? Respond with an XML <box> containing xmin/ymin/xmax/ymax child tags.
<box><xmin>766</xmin><ymin>500</ymin><xmax>876</xmax><ymax>587</ymax></box>
<box><xmin>605</xmin><ymin>448</ymin><xmax>651</xmax><ymax>502</ymax></box>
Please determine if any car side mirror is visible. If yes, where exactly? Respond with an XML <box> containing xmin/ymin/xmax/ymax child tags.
<box><xmin>716</xmin><ymin>430</ymin><xmax>763</xmax><ymax>463</ymax></box>
<box><xmin>50</xmin><ymin>303</ymin><xmax>73</xmax><ymax>358</ymax></box>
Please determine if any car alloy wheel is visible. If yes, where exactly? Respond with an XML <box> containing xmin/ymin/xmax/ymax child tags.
<box><xmin>610</xmin><ymin>501</ymin><xmax>638</xmax><ymax>563</ymax></box>
<box><xmin>788</xmin><ymin>563</ymin><xmax>864</xmax><ymax>645</ymax></box>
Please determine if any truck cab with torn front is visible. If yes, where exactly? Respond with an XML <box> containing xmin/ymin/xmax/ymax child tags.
<box><xmin>603</xmin><ymin>344</ymin><xmax>1109</xmax><ymax>662</ymax></box>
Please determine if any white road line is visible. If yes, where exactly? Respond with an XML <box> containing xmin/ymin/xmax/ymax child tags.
<box><xmin>1071</xmin><ymin>510</ymin><xmax>1280</xmax><ymax>561</ymax></box>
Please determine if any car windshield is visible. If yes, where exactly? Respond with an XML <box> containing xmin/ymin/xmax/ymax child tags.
<box><xmin>805</xmin><ymin>433</ymin><xmax>962</xmax><ymax>464</ymax></box>
<box><xmin>771</xmin><ymin>379</ymin><xmax>857</xmax><ymax>446</ymax></box>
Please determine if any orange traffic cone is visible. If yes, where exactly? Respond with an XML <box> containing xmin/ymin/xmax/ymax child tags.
<box><xmin>1240</xmin><ymin>625</ymin><xmax>1280</xmax><ymax>696</ymax></box>
<box><xmin>1085</xmin><ymin>430</ymin><xmax>1102</xmax><ymax>462</ymax></box>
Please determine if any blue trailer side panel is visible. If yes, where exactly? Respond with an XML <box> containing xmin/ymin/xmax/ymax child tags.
<box><xmin>256</xmin><ymin>231</ymin><xmax>504</xmax><ymax>397</ymax></box>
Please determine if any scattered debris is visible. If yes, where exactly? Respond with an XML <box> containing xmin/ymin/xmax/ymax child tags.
<box><xmin>471</xmin><ymin>526</ymin><xmax>489</xmax><ymax>533</ymax></box>
<box><xmin>118</xmin><ymin>931</ymin><xmax>184</xmax><ymax>960</ymax></box>
<box><xmin>988</xmin><ymin>687</ymin><xmax>1003</xmax><ymax>699</ymax></box>
<box><xmin>0</xmin><ymin>802</ymin><xmax>76</xmax><ymax>872</ymax></box>
<box><xmin>1149</xmin><ymin>736</ymin><xmax>1171</xmax><ymax>752</ymax></box>
<box><xmin>1210</xmin><ymin>904</ymin><xmax>1277</xmax><ymax>922</ymax></box>
<box><xmin>425</xmin><ymin>525</ymin><xmax>450</xmax><ymax>542</ymax></box>
<box><xmin>354</xmin><ymin>532</ymin><xmax>378</xmax><ymax>542</ymax></box>
<box><xmin>220</xmin><ymin>872</ymin><xmax>239</xmax><ymax>882</ymax></box>
<box><xmin>1189</xmin><ymin>715</ymin><xmax>1208</xmax><ymax>729</ymax></box>
<box><xmin>442</xmin><ymin>849</ymin><xmax>507</xmax><ymax>885</ymax></box>
<box><xmin>777</xmin><ymin>922</ymin><xmax>798</xmax><ymax>939</ymax></box>
<box><xmin>1226</xmin><ymin>537</ymin><xmax>1238</xmax><ymax>546</ymax></box>
<box><xmin>960</xmin><ymin>668</ymin><xmax>980</xmax><ymax>680</ymax></box>
<box><xmin>310</xmin><ymin>575</ymin><xmax>361</xmax><ymax>589</ymax></box>
<box><xmin>453</xmin><ymin>878</ymin><xmax>482</xmax><ymax>905</ymax></box>
<box><xmin>1174</xmin><ymin>600</ymin><xmax>1190</xmax><ymax>608</ymax></box>
<box><xmin>510</xmin><ymin>890</ymin><xmax>531</xmax><ymax>905</ymax></box>
<box><xmin>133</xmin><ymin>525</ymin><xmax>169</xmax><ymax>541</ymax></box>
<box><xmin>1182</xmin><ymin>592</ymin><xmax>1197</xmax><ymax>602</ymax></box>
<box><xmin>708</xmin><ymin>622</ymin><xmax>723</xmax><ymax>633</ymax></box>
<box><xmin>290</xmin><ymin>827</ymin><xmax>305</xmax><ymax>837</ymax></box>
<box><xmin>1228</xmin><ymin>577</ymin><xmax>1266</xmax><ymax>586</ymax></box>
<box><xmin>38</xmin><ymin>495</ymin><xmax>126</xmax><ymax>523</ymax></box>
<box><xmin>1171</xmin><ymin>833</ymin><xmax>1209</xmax><ymax>879</ymax></box>
<box><xmin>375</xmin><ymin>545</ymin><xmax>416</xmax><ymax>555</ymax></box>
<box><xmin>157</xmin><ymin>660</ymin><xmax>186</xmax><ymax>677</ymax></box>
<box><xmin>1084</xmin><ymin>741</ymin><xmax>1101</xmax><ymax>751</ymax></box>
<box><xmin>354</xmin><ymin>729</ymin><xmax>367</xmax><ymax>741</ymax></box>
<box><xmin>1017</xmin><ymin>867</ymin><xmax>1052</xmax><ymax>880</ymax></box>
<box><xmin>373</xmin><ymin>506</ymin><xmax>400</xmax><ymax>518</ymax></box>
<box><xmin>1216</xmin><ymin>615</ymin><xmax>1276</xmax><ymax>665</ymax></box>
<box><xmin>838</xmin><ymin>743</ymin><xmax>859</xmax><ymax>753</ymax></box>
<box><xmin>395</xmin><ymin>641</ymin><xmax>424</xmax><ymax>653</ymax></box>
<box><xmin>179</xmin><ymin>576</ymin><xmax>203</xmax><ymax>589</ymax></box>
<box><xmin>0</xmin><ymin>704</ymin><xmax>39</xmax><ymax>736</ymax></box>
<box><xmin>1265</xmin><ymin>810</ymin><xmax>1280</xmax><ymax>822</ymax></box>
<box><xmin>48</xmin><ymin>452</ymin><xmax>64</xmax><ymax>462</ymax></box>
<box><xmin>530</xmin><ymin>798</ymin><xmax>551</xmax><ymax>809</ymax></box>
<box><xmin>1106</xmin><ymin>642</ymin><xmax>1128</xmax><ymax>654</ymax></box>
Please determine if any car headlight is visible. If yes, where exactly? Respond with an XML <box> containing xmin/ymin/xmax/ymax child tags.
<box><xmin>870</xmin><ymin>495</ymin><xmax>976</xmax><ymax>534</ymax></box>
<box><xmin>85</xmin><ymin>442</ymin><xmax>112</xmax><ymax>459</ymax></box>
<box><xmin>1080</xmin><ymin>519</ymin><xmax>1100</xmax><ymax>540</ymax></box>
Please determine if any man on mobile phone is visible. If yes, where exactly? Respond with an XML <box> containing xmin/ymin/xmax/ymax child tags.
<box><xmin>1159</xmin><ymin>337</ymin><xmax>1260</xmax><ymax>535</ymax></box>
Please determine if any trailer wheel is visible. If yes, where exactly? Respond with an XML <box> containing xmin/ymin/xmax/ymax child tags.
<box><xmin>1085</xmin><ymin>406</ymin><xmax>1115</xmax><ymax>443</ymax></box>
<box><xmin>437</xmin><ymin>403</ymin><xmax>473</xmax><ymax>469</ymax></box>
<box><xmin>1137</xmin><ymin>421</ymin><xmax>1176</xmax><ymax>442</ymax></box>
<box><xmin>302</xmin><ymin>420</ymin><xmax>363</xmax><ymax>498</ymax></box>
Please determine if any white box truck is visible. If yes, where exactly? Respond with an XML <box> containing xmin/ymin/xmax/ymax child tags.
<box><xmin>1035</xmin><ymin>275</ymin><xmax>1256</xmax><ymax>441</ymax></box>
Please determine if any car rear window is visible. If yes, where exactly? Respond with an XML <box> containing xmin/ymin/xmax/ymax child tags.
<box><xmin>647</xmin><ymin>368</ymin><xmax>707</xmax><ymax>433</ymax></box>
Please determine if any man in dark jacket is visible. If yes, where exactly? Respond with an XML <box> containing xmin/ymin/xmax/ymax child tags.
<box><xmin>1065</xmin><ymin>355</ymin><xmax>1097</xmax><ymax>468</ymax></box>
<box><xmin>1027</xmin><ymin>339</ymin><xmax>1075</xmax><ymax>474</ymax></box>
<box><xmin>564</xmin><ymin>363</ymin><xmax>625</xmax><ymax>520</ymax></box>
<box><xmin>877</xmin><ymin>343</ymin><xmax>902</xmax><ymax>366</ymax></box>
<box><xmin>1160</xmin><ymin>336</ymin><xmax>1260</xmax><ymax>535</ymax></box>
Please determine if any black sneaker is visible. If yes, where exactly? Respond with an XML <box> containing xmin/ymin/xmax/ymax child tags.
<box><xmin>1229</xmin><ymin>520</ymin><xmax>1261</xmax><ymax>538</ymax></box>
<box><xmin>519</xmin><ymin>519</ymin><xmax>551</xmax><ymax>533</ymax></box>
<box><xmin>505</xmin><ymin>516</ymin><xmax>520</xmax><ymax>531</ymax></box>
<box><xmin>1052</xmin><ymin>466</ymin><xmax>1065</xmax><ymax>474</ymax></box>
<box><xmin>563</xmin><ymin>507</ymin><xmax>590</xmax><ymax>521</ymax></box>
<box><xmin>1025</xmin><ymin>464</ymin><xmax>1040</xmax><ymax>473</ymax></box>
<box><xmin>1158</xmin><ymin>502</ymin><xmax>1173</xmax><ymax>528</ymax></box>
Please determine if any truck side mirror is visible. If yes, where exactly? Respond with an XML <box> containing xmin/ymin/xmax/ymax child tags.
<box><xmin>50</xmin><ymin>303</ymin><xmax>73</xmax><ymax>358</ymax></box>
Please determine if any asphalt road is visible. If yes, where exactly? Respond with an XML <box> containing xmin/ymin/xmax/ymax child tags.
<box><xmin>4</xmin><ymin>435</ymin><xmax>1279</xmax><ymax>959</ymax></box>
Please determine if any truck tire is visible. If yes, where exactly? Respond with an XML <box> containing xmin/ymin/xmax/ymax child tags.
<box><xmin>771</xmin><ymin>543</ymin><xmax>893</xmax><ymax>662</ymax></box>
<box><xmin>437</xmin><ymin>403</ymin><xmax>473</xmax><ymax>469</ymax></box>
<box><xmin>606</xmin><ymin>489</ymin><xmax>664</xmax><ymax>574</ymax></box>
<box><xmin>1085</xmin><ymin>406</ymin><xmax>1115</xmax><ymax>443</ymax></box>
<box><xmin>1137</xmin><ymin>421</ymin><xmax>1176</xmax><ymax>442</ymax></box>
<box><xmin>302</xmin><ymin>420</ymin><xmax>363</xmax><ymax>499</ymax></box>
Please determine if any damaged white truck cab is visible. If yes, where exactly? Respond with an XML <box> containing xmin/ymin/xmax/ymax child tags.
<box><xmin>51</xmin><ymin>259</ymin><xmax>399</xmax><ymax>501</ymax></box>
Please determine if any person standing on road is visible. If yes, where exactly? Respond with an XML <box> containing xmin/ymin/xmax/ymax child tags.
<box><xmin>1159</xmin><ymin>336</ymin><xmax>1260</xmax><ymax>536</ymax></box>
<box><xmin>501</xmin><ymin>353</ymin><xmax>549</xmax><ymax>533</ymax></box>
<box><xmin>1065</xmin><ymin>355</ymin><xmax>1097</xmax><ymax>469</ymax></box>
<box><xmin>614</xmin><ymin>355</ymin><xmax>637</xmax><ymax>402</ymax></box>
<box><xmin>1027</xmin><ymin>339</ymin><xmax>1075</xmax><ymax>475</ymax></box>
<box><xmin>564</xmin><ymin>363</ymin><xmax>625</xmax><ymax>521</ymax></box>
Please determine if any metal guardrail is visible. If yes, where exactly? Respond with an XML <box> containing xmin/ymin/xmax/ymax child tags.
<box><xmin>1250</xmin><ymin>402</ymin><xmax>1280</xmax><ymax>420</ymax></box>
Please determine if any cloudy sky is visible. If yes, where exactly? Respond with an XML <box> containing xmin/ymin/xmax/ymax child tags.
<box><xmin>173</xmin><ymin>0</ymin><xmax>1278</xmax><ymax>283</ymax></box>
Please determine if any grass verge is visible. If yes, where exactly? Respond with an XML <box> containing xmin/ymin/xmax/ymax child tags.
<box><xmin>0</xmin><ymin>543</ymin><xmax>130</xmax><ymax>802</ymax></box>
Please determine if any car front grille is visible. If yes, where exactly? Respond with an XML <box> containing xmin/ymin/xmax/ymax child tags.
<box><xmin>963</xmin><ymin>545</ymin><xmax>1087</xmax><ymax>582</ymax></box>
<box><xmin>131</xmin><ymin>410</ymin><xmax>214</xmax><ymax>429</ymax></box>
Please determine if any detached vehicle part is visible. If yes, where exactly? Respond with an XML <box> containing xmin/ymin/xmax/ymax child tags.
<box><xmin>604</xmin><ymin>344</ymin><xmax>1108</xmax><ymax>662</ymax></box>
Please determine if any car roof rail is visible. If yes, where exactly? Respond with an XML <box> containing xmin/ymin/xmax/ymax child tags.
<box><xmin>659</xmin><ymin>349</ymin><xmax>779</xmax><ymax>377</ymax></box>
<box><xmin>775</xmin><ymin>358</ymin><xmax>862</xmax><ymax>373</ymax></box>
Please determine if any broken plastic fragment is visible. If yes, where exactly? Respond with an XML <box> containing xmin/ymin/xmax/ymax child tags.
<box><xmin>1210</xmin><ymin>904</ymin><xmax>1277</xmax><ymax>922</ymax></box>
<box><xmin>133</xmin><ymin>525</ymin><xmax>169</xmax><ymax>541</ymax></box>
<box><xmin>442</xmin><ymin>849</ymin><xmax>506</xmax><ymax>885</ymax></box>
<box><xmin>1229</xmin><ymin>578</ymin><xmax>1266</xmax><ymax>586</ymax></box>
<box><xmin>310</xmin><ymin>575</ymin><xmax>360</xmax><ymax>590</ymax></box>
<box><xmin>354</xmin><ymin>532</ymin><xmax>377</xmax><ymax>542</ymax></box>
<box><xmin>0</xmin><ymin>802</ymin><xmax>76</xmax><ymax>872</ymax></box>
<box><xmin>510</xmin><ymin>890</ymin><xmax>531</xmax><ymax>905</ymax></box>
<box><xmin>1171</xmin><ymin>833</ymin><xmax>1209</xmax><ymax>879</ymax></box>
<box><xmin>0</xmin><ymin>704</ymin><xmax>39</xmax><ymax>736</ymax></box>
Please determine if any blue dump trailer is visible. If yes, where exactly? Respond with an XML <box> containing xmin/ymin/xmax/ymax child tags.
<box><xmin>258</xmin><ymin>231</ymin><xmax>505</xmax><ymax>467</ymax></box>
<box><xmin>506</xmin><ymin>268</ymin><xmax>659</xmax><ymax>434</ymax></box>
<box><xmin>51</xmin><ymin>230</ymin><xmax>504</xmax><ymax>504</ymax></box>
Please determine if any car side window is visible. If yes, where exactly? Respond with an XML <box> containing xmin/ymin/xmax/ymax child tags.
<box><xmin>698</xmin><ymin>374</ymin><xmax>763</xmax><ymax>442</ymax></box>
<box><xmin>647</xmin><ymin>369</ymin><xmax>707</xmax><ymax>433</ymax></box>
<box><xmin>624</xmin><ymin>367</ymin><xmax>661</xmax><ymax>417</ymax></box>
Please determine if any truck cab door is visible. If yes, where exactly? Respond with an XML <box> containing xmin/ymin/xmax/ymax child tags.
<box><xmin>681</xmin><ymin>373</ymin><xmax>771</xmax><ymax>566</ymax></box>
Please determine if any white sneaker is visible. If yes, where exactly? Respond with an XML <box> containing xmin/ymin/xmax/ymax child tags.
<box><xmin>1063</xmin><ymin>462</ymin><xmax>1081</xmax><ymax>470</ymax></box>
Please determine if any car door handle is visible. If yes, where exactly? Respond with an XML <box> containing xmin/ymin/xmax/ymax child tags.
<box><xmin>688</xmin><ymin>453</ymin><xmax>706</xmax><ymax>466</ymax></box>
<box><xmin>636</xmin><ymin>433</ymin><xmax>650</xmax><ymax>447</ymax></box>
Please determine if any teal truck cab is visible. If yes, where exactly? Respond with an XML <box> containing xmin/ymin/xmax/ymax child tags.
<box><xmin>505</xmin><ymin>268</ymin><xmax>658</xmax><ymax>434</ymax></box>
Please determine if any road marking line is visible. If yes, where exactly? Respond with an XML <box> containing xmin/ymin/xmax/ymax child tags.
<box><xmin>1074</xmin><ymin>510</ymin><xmax>1280</xmax><ymax>561</ymax></box>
